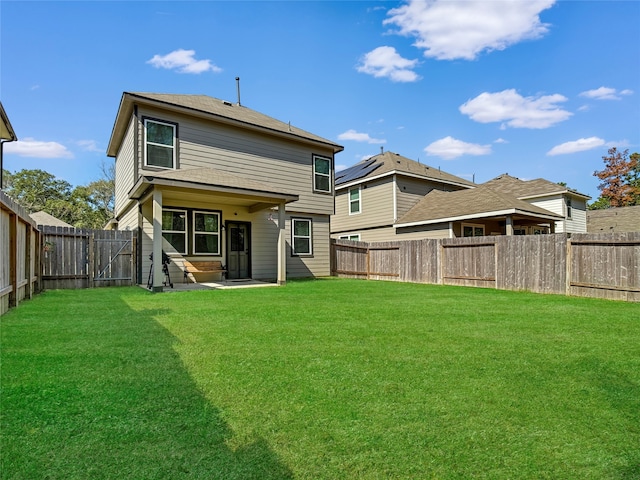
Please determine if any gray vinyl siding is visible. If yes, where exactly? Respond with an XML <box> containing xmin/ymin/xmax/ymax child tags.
<box><xmin>135</xmin><ymin>106</ymin><xmax>335</xmax><ymax>216</ymax></box>
<box><xmin>114</xmin><ymin>118</ymin><xmax>136</xmax><ymax>217</ymax></box>
<box><xmin>395</xmin><ymin>177</ymin><xmax>466</xmax><ymax>219</ymax></box>
<box><xmin>286</xmin><ymin>214</ymin><xmax>331</xmax><ymax>278</ymax></box>
<box><xmin>332</xmin><ymin>177</ymin><xmax>395</xmax><ymax>233</ymax></box>
<box><xmin>565</xmin><ymin>196</ymin><xmax>587</xmax><ymax>233</ymax></box>
<box><xmin>529</xmin><ymin>195</ymin><xmax>566</xmax><ymax>233</ymax></box>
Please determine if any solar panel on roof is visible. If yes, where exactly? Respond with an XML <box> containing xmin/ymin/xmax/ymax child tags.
<box><xmin>335</xmin><ymin>158</ymin><xmax>381</xmax><ymax>185</ymax></box>
<box><xmin>335</xmin><ymin>158</ymin><xmax>375</xmax><ymax>181</ymax></box>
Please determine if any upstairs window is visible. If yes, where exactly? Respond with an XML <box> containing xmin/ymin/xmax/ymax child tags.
<box><xmin>193</xmin><ymin>211</ymin><xmax>220</xmax><ymax>255</ymax></box>
<box><xmin>566</xmin><ymin>198</ymin><xmax>572</xmax><ymax>219</ymax></box>
<box><xmin>292</xmin><ymin>218</ymin><xmax>312</xmax><ymax>255</ymax></box>
<box><xmin>349</xmin><ymin>187</ymin><xmax>361</xmax><ymax>214</ymax></box>
<box><xmin>145</xmin><ymin>119</ymin><xmax>176</xmax><ymax>169</ymax></box>
<box><xmin>313</xmin><ymin>155</ymin><xmax>331</xmax><ymax>193</ymax></box>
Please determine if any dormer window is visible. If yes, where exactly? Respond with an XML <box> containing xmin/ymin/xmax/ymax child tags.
<box><xmin>145</xmin><ymin>119</ymin><xmax>176</xmax><ymax>169</ymax></box>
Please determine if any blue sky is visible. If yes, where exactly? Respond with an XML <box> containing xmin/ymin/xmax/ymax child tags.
<box><xmin>2</xmin><ymin>0</ymin><xmax>638</xmax><ymax>201</ymax></box>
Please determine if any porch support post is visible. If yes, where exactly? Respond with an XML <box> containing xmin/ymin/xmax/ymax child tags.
<box><xmin>152</xmin><ymin>189</ymin><xmax>164</xmax><ymax>292</ymax></box>
<box><xmin>505</xmin><ymin>215</ymin><xmax>514</xmax><ymax>236</ymax></box>
<box><xmin>277</xmin><ymin>202</ymin><xmax>286</xmax><ymax>286</ymax></box>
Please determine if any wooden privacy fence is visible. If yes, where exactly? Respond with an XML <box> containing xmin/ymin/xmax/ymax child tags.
<box><xmin>41</xmin><ymin>226</ymin><xmax>137</xmax><ymax>289</ymax></box>
<box><xmin>332</xmin><ymin>232</ymin><xmax>640</xmax><ymax>302</ymax></box>
<box><xmin>1</xmin><ymin>191</ymin><xmax>42</xmax><ymax>316</ymax></box>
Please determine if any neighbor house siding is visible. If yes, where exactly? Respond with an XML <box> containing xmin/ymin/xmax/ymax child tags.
<box><xmin>529</xmin><ymin>195</ymin><xmax>566</xmax><ymax>232</ymax></box>
<box><xmin>332</xmin><ymin>177</ymin><xmax>395</xmax><ymax>233</ymax></box>
<box><xmin>114</xmin><ymin>118</ymin><xmax>136</xmax><ymax>217</ymax></box>
<box><xmin>395</xmin><ymin>177</ymin><xmax>460</xmax><ymax>219</ymax></box>
<box><xmin>564</xmin><ymin>196</ymin><xmax>587</xmax><ymax>233</ymax></box>
<box><xmin>134</xmin><ymin>106</ymin><xmax>335</xmax><ymax>216</ymax></box>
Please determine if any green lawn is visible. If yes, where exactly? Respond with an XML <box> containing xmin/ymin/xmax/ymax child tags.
<box><xmin>1</xmin><ymin>279</ymin><xmax>639</xmax><ymax>479</ymax></box>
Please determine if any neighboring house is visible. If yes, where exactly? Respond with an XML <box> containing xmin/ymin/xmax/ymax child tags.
<box><xmin>331</xmin><ymin>151</ymin><xmax>475</xmax><ymax>242</ymax></box>
<box><xmin>107</xmin><ymin>92</ymin><xmax>343</xmax><ymax>291</ymax></box>
<box><xmin>30</xmin><ymin>211</ymin><xmax>73</xmax><ymax>228</ymax></box>
<box><xmin>394</xmin><ymin>185</ymin><xmax>564</xmax><ymax>239</ymax></box>
<box><xmin>587</xmin><ymin>205</ymin><xmax>640</xmax><ymax>233</ymax></box>
<box><xmin>481</xmin><ymin>174</ymin><xmax>590</xmax><ymax>234</ymax></box>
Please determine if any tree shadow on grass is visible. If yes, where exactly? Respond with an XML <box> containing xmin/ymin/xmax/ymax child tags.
<box><xmin>1</xmin><ymin>289</ymin><xmax>293</xmax><ymax>479</ymax></box>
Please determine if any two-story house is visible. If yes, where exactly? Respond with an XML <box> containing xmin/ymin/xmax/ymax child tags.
<box><xmin>331</xmin><ymin>151</ymin><xmax>476</xmax><ymax>242</ymax></box>
<box><xmin>107</xmin><ymin>92</ymin><xmax>343</xmax><ymax>291</ymax></box>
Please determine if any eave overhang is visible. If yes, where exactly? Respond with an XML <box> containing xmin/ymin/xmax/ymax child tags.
<box><xmin>394</xmin><ymin>208</ymin><xmax>563</xmax><ymax>229</ymax></box>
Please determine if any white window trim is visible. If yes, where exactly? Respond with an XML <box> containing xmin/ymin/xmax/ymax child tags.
<box><xmin>339</xmin><ymin>234</ymin><xmax>361</xmax><ymax>241</ymax></box>
<box><xmin>162</xmin><ymin>208</ymin><xmax>187</xmax><ymax>254</ymax></box>
<box><xmin>144</xmin><ymin>118</ymin><xmax>176</xmax><ymax>169</ymax></box>
<box><xmin>462</xmin><ymin>222</ymin><xmax>485</xmax><ymax>237</ymax></box>
<box><xmin>313</xmin><ymin>155</ymin><xmax>332</xmax><ymax>193</ymax></box>
<box><xmin>349</xmin><ymin>186</ymin><xmax>361</xmax><ymax>215</ymax></box>
<box><xmin>192</xmin><ymin>210</ymin><xmax>221</xmax><ymax>255</ymax></box>
<box><xmin>292</xmin><ymin>218</ymin><xmax>313</xmax><ymax>256</ymax></box>
<box><xmin>566</xmin><ymin>197</ymin><xmax>573</xmax><ymax>219</ymax></box>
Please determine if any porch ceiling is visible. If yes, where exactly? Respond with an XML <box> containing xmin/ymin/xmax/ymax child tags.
<box><xmin>129</xmin><ymin>167</ymin><xmax>299</xmax><ymax>211</ymax></box>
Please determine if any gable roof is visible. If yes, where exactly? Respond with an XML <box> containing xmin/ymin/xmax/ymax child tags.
<box><xmin>335</xmin><ymin>151</ymin><xmax>475</xmax><ymax>189</ymax></box>
<box><xmin>587</xmin><ymin>205</ymin><xmax>640</xmax><ymax>233</ymax></box>
<box><xmin>395</xmin><ymin>186</ymin><xmax>563</xmax><ymax>228</ymax></box>
<box><xmin>30</xmin><ymin>211</ymin><xmax>73</xmax><ymax>228</ymax></box>
<box><xmin>107</xmin><ymin>92</ymin><xmax>343</xmax><ymax>157</ymax></box>
<box><xmin>483</xmin><ymin>173</ymin><xmax>590</xmax><ymax>200</ymax></box>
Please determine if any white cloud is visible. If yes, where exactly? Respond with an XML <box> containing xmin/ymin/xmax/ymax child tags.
<box><xmin>579</xmin><ymin>86</ymin><xmax>634</xmax><ymax>100</ymax></box>
<box><xmin>547</xmin><ymin>137</ymin><xmax>605</xmax><ymax>156</ymax></box>
<box><xmin>384</xmin><ymin>0</ymin><xmax>555</xmax><ymax>60</ymax></box>
<box><xmin>357</xmin><ymin>46</ymin><xmax>420</xmax><ymax>82</ymax></box>
<box><xmin>4</xmin><ymin>138</ymin><xmax>73</xmax><ymax>159</ymax></box>
<box><xmin>338</xmin><ymin>129</ymin><xmax>386</xmax><ymax>144</ymax></box>
<box><xmin>424</xmin><ymin>136</ymin><xmax>491</xmax><ymax>159</ymax></box>
<box><xmin>494</xmin><ymin>138</ymin><xmax>508</xmax><ymax>144</ymax></box>
<box><xmin>459</xmin><ymin>89</ymin><xmax>572</xmax><ymax>129</ymax></box>
<box><xmin>76</xmin><ymin>140</ymin><xmax>100</xmax><ymax>152</ymax></box>
<box><xmin>147</xmin><ymin>49</ymin><xmax>222</xmax><ymax>74</ymax></box>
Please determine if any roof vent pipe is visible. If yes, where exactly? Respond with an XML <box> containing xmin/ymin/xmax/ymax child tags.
<box><xmin>235</xmin><ymin>77</ymin><xmax>241</xmax><ymax>106</ymax></box>
<box><xmin>380</xmin><ymin>146</ymin><xmax>384</xmax><ymax>154</ymax></box>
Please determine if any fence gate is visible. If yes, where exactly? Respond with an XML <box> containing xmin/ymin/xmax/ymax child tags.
<box><xmin>41</xmin><ymin>226</ymin><xmax>137</xmax><ymax>289</ymax></box>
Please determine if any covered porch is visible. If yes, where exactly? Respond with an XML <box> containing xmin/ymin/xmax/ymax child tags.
<box><xmin>129</xmin><ymin>167</ymin><xmax>299</xmax><ymax>292</ymax></box>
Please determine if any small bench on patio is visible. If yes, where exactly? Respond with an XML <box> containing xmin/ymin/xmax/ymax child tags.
<box><xmin>183</xmin><ymin>260</ymin><xmax>227</xmax><ymax>283</ymax></box>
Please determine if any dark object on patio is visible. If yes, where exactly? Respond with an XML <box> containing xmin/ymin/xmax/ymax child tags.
<box><xmin>147</xmin><ymin>251</ymin><xmax>173</xmax><ymax>289</ymax></box>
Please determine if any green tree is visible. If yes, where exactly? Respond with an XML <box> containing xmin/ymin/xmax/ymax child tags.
<box><xmin>592</xmin><ymin>147</ymin><xmax>640</xmax><ymax>208</ymax></box>
<box><xmin>6</xmin><ymin>169</ymin><xmax>73</xmax><ymax>212</ymax></box>
<box><xmin>5</xmin><ymin>166</ymin><xmax>115</xmax><ymax>229</ymax></box>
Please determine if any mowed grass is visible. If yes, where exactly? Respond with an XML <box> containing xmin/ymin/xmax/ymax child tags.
<box><xmin>1</xmin><ymin>279</ymin><xmax>639</xmax><ymax>479</ymax></box>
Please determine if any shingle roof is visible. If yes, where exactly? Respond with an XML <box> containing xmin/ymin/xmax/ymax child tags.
<box><xmin>107</xmin><ymin>92</ymin><xmax>343</xmax><ymax>157</ymax></box>
<box><xmin>129</xmin><ymin>167</ymin><xmax>299</xmax><ymax>202</ymax></box>
<box><xmin>30</xmin><ymin>211</ymin><xmax>73</xmax><ymax>227</ymax></box>
<box><xmin>396</xmin><ymin>186</ymin><xmax>562</xmax><ymax>226</ymax></box>
<box><xmin>587</xmin><ymin>205</ymin><xmax>640</xmax><ymax>232</ymax></box>
<box><xmin>336</xmin><ymin>151</ymin><xmax>475</xmax><ymax>189</ymax></box>
<box><xmin>483</xmin><ymin>173</ymin><xmax>590</xmax><ymax>199</ymax></box>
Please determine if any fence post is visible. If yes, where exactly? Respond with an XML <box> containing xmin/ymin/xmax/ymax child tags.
<box><xmin>565</xmin><ymin>234</ymin><xmax>572</xmax><ymax>297</ymax></box>
<box><xmin>89</xmin><ymin>233</ymin><xmax>95</xmax><ymax>288</ymax></box>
